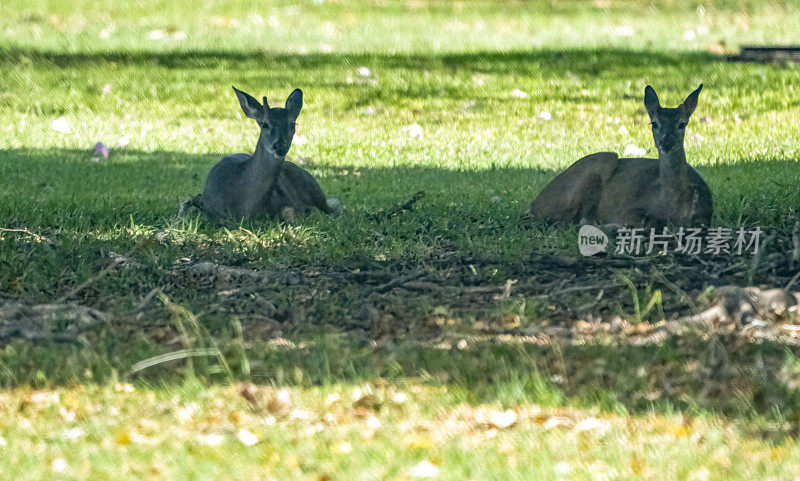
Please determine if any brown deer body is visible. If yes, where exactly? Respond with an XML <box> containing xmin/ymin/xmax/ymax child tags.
<box><xmin>528</xmin><ymin>85</ymin><xmax>712</xmax><ymax>226</ymax></box>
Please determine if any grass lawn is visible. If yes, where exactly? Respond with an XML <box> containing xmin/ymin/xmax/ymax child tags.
<box><xmin>1</xmin><ymin>0</ymin><xmax>800</xmax><ymax>478</ymax></box>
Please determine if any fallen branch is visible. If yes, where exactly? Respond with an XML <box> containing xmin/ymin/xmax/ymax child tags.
<box><xmin>0</xmin><ymin>227</ymin><xmax>47</xmax><ymax>243</ymax></box>
<box><xmin>536</xmin><ymin>282</ymin><xmax>623</xmax><ymax>299</ymax></box>
<box><xmin>373</xmin><ymin>271</ymin><xmax>427</xmax><ymax>294</ymax></box>
<box><xmin>0</xmin><ymin>302</ymin><xmax>110</xmax><ymax>344</ymax></box>
<box><xmin>58</xmin><ymin>250</ymin><xmax>135</xmax><ymax>302</ymax></box>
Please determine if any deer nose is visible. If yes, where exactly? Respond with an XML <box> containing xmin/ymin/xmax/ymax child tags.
<box><xmin>659</xmin><ymin>136</ymin><xmax>676</xmax><ymax>151</ymax></box>
<box><xmin>273</xmin><ymin>142</ymin><xmax>289</xmax><ymax>156</ymax></box>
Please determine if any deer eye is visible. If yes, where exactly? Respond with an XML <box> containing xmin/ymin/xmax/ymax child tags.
<box><xmin>651</xmin><ymin>122</ymin><xmax>659</xmax><ymax>129</ymax></box>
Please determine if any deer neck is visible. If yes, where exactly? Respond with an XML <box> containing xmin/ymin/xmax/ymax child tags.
<box><xmin>253</xmin><ymin>133</ymin><xmax>285</xmax><ymax>176</ymax></box>
<box><xmin>245</xmin><ymin>134</ymin><xmax>286</xmax><ymax>202</ymax></box>
<box><xmin>657</xmin><ymin>147</ymin><xmax>689</xmax><ymax>194</ymax></box>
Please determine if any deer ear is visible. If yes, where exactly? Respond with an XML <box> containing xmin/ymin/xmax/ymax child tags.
<box><xmin>285</xmin><ymin>89</ymin><xmax>303</xmax><ymax>121</ymax></box>
<box><xmin>232</xmin><ymin>87</ymin><xmax>263</xmax><ymax>120</ymax></box>
<box><xmin>680</xmin><ymin>84</ymin><xmax>703</xmax><ymax>119</ymax></box>
<box><xmin>644</xmin><ymin>85</ymin><xmax>660</xmax><ymax>118</ymax></box>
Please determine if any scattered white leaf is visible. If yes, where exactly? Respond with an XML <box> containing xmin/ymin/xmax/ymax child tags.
<box><xmin>457</xmin><ymin>338</ymin><xmax>469</xmax><ymax>349</ymax></box>
<box><xmin>292</xmin><ymin>133</ymin><xmax>308</xmax><ymax>146</ymax></box>
<box><xmin>321</xmin><ymin>43</ymin><xmax>333</xmax><ymax>53</ymax></box>
<box><xmin>173</xmin><ymin>31</ymin><xmax>187</xmax><ymax>40</ymax></box>
<box><xmin>690</xmin><ymin>133</ymin><xmax>704</xmax><ymax>142</ymax></box>
<box><xmin>51</xmin><ymin>458</ymin><xmax>68</xmax><ymax>474</ymax></box>
<box><xmin>148</xmin><ymin>29</ymin><xmax>167</xmax><ymax>40</ymax></box>
<box><xmin>291</xmin><ymin>409</ymin><xmax>312</xmax><ymax>420</ymax></box>
<box><xmin>0</xmin><ymin>435</ymin><xmax>6</xmax><ymax>446</ymax></box>
<box><xmin>489</xmin><ymin>409</ymin><xmax>517</xmax><ymax>429</ymax></box>
<box><xmin>364</xmin><ymin>106</ymin><xmax>376</xmax><ymax>115</ymax></box>
<box><xmin>51</xmin><ymin>117</ymin><xmax>71</xmax><ymax>134</ymax></box>
<box><xmin>365</xmin><ymin>415</ymin><xmax>382</xmax><ymax>430</ymax></box>
<box><xmin>30</xmin><ymin>391</ymin><xmax>59</xmax><ymax>404</ymax></box>
<box><xmin>624</xmin><ymin>144</ymin><xmax>647</xmax><ymax>157</ymax></box>
<box><xmin>734</xmin><ymin>113</ymin><xmax>742</xmax><ymax>124</ymax></box>
<box><xmin>196</xmin><ymin>433</ymin><xmax>225</xmax><ymax>446</ymax></box>
<box><xmin>537</xmin><ymin>111</ymin><xmax>552</xmax><ymax>121</ymax></box>
<box><xmin>690</xmin><ymin>467</ymin><xmax>711</xmax><ymax>481</ymax></box>
<box><xmin>116</xmin><ymin>135</ymin><xmax>130</xmax><ymax>148</ymax></box>
<box><xmin>176</xmin><ymin>404</ymin><xmax>196</xmax><ymax>423</ymax></box>
<box><xmin>406</xmin><ymin>123</ymin><xmax>424</xmax><ymax>139</ymax></box>
<box><xmin>409</xmin><ymin>460</ymin><xmax>440</xmax><ymax>478</ymax></box>
<box><xmin>554</xmin><ymin>462</ymin><xmax>571</xmax><ymax>474</ymax></box>
<box><xmin>357</xmin><ymin>66</ymin><xmax>371</xmax><ymax>77</ymax></box>
<box><xmin>115</xmin><ymin>383</ymin><xmax>135</xmax><ymax>392</ymax></box>
<box><xmin>325</xmin><ymin>392</ymin><xmax>341</xmax><ymax>406</ymax></box>
<box><xmin>337</xmin><ymin>441</ymin><xmax>353</xmax><ymax>453</ymax></box>
<box><xmin>574</xmin><ymin>417</ymin><xmax>608</xmax><ymax>432</ymax></box>
<box><xmin>236</xmin><ymin>429</ymin><xmax>258</xmax><ymax>446</ymax></box>
<box><xmin>542</xmin><ymin>417</ymin><xmax>567</xmax><ymax>430</ymax></box>
<box><xmin>684</xmin><ymin>29</ymin><xmax>697</xmax><ymax>41</ymax></box>
<box><xmin>102</xmin><ymin>83</ymin><xmax>112</xmax><ymax>95</ymax></box>
<box><xmin>391</xmin><ymin>391</ymin><xmax>408</xmax><ymax>403</ymax></box>
<box><xmin>99</xmin><ymin>27</ymin><xmax>112</xmax><ymax>39</ymax></box>
<box><xmin>617</xmin><ymin>125</ymin><xmax>628</xmax><ymax>135</ymax></box>
<box><xmin>511</xmin><ymin>89</ymin><xmax>529</xmax><ymax>99</ymax></box>
<box><xmin>59</xmin><ymin>406</ymin><xmax>76</xmax><ymax>422</ymax></box>
<box><xmin>614</xmin><ymin>25</ymin><xmax>634</xmax><ymax>36</ymax></box>
<box><xmin>61</xmin><ymin>427</ymin><xmax>85</xmax><ymax>440</ymax></box>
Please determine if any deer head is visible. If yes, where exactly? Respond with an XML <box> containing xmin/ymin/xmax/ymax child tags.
<box><xmin>233</xmin><ymin>87</ymin><xmax>303</xmax><ymax>157</ymax></box>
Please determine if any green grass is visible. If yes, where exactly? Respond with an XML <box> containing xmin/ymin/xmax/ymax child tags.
<box><xmin>1</xmin><ymin>0</ymin><xmax>800</xmax><ymax>478</ymax></box>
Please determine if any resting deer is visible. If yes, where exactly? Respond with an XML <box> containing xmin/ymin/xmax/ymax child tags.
<box><xmin>194</xmin><ymin>87</ymin><xmax>340</xmax><ymax>222</ymax></box>
<box><xmin>527</xmin><ymin>85</ymin><xmax>712</xmax><ymax>226</ymax></box>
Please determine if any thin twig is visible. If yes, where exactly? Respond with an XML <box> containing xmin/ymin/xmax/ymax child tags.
<box><xmin>373</xmin><ymin>271</ymin><xmax>427</xmax><ymax>294</ymax></box>
<box><xmin>536</xmin><ymin>282</ymin><xmax>623</xmax><ymax>299</ymax></box>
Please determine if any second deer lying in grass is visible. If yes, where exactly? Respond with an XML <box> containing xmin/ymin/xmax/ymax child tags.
<box><xmin>194</xmin><ymin>87</ymin><xmax>340</xmax><ymax>222</ymax></box>
<box><xmin>527</xmin><ymin>85</ymin><xmax>712</xmax><ymax>227</ymax></box>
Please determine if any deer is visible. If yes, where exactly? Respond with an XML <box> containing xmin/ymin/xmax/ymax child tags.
<box><xmin>193</xmin><ymin>87</ymin><xmax>340</xmax><ymax>222</ymax></box>
<box><xmin>527</xmin><ymin>85</ymin><xmax>712</xmax><ymax>227</ymax></box>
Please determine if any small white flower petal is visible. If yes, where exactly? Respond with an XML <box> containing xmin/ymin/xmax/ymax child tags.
<box><xmin>409</xmin><ymin>460</ymin><xmax>440</xmax><ymax>478</ymax></box>
<box><xmin>51</xmin><ymin>117</ymin><xmax>71</xmax><ymax>134</ymax></box>
<box><xmin>236</xmin><ymin>429</ymin><xmax>258</xmax><ymax>446</ymax></box>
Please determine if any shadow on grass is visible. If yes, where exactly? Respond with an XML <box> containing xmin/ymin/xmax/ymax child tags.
<box><xmin>0</xmin><ymin>149</ymin><xmax>798</xmax><ymax>429</ymax></box>
<box><xmin>0</xmin><ymin>147</ymin><xmax>796</xmax><ymax>229</ymax></box>
<box><xmin>0</xmin><ymin>46</ymin><xmax>724</xmax><ymax>73</ymax></box>
<box><xmin>4</xmin><ymin>46</ymin><xmax>771</xmax><ymax>108</ymax></box>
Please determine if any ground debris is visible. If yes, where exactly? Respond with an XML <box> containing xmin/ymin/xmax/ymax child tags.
<box><xmin>681</xmin><ymin>285</ymin><xmax>800</xmax><ymax>325</ymax></box>
<box><xmin>150</xmin><ymin>240</ymin><xmax>800</xmax><ymax>346</ymax></box>
<box><xmin>0</xmin><ymin>302</ymin><xmax>109</xmax><ymax>344</ymax></box>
